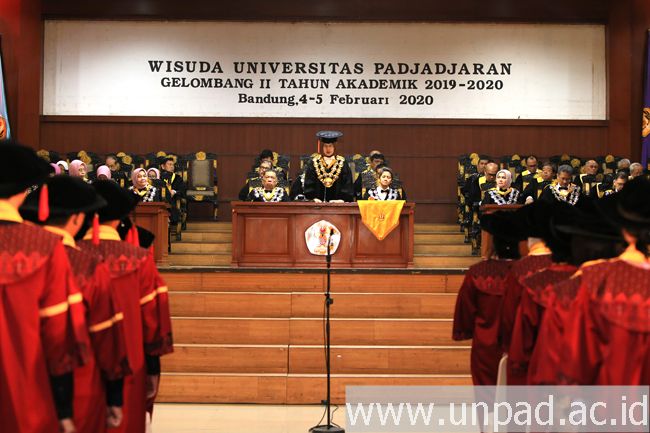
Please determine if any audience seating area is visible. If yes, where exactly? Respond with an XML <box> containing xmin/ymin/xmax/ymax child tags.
<box><xmin>456</xmin><ymin>152</ymin><xmax>650</xmax><ymax>255</ymax></box>
<box><xmin>38</xmin><ymin>149</ymin><xmax>219</xmax><ymax>240</ymax></box>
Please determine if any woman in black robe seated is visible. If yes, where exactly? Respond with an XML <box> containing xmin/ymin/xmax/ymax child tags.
<box><xmin>362</xmin><ymin>167</ymin><xmax>405</xmax><ymax>200</ymax></box>
<box><xmin>481</xmin><ymin>169</ymin><xmax>522</xmax><ymax>206</ymax></box>
<box><xmin>129</xmin><ymin>168</ymin><xmax>161</xmax><ymax>202</ymax></box>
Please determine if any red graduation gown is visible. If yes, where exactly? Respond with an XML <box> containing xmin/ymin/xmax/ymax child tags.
<box><xmin>499</xmin><ymin>249</ymin><xmax>552</xmax><ymax>353</ymax></box>
<box><xmin>0</xmin><ymin>220</ymin><xmax>87</xmax><ymax>432</ymax></box>
<box><xmin>507</xmin><ymin>263</ymin><xmax>576</xmax><ymax>384</ymax></box>
<box><xmin>527</xmin><ymin>259</ymin><xmax>609</xmax><ymax>384</ymax></box>
<box><xmin>561</xmin><ymin>257</ymin><xmax>650</xmax><ymax>385</ymax></box>
<box><xmin>63</xmin><ymin>243</ymin><xmax>130</xmax><ymax>433</ymax></box>
<box><xmin>453</xmin><ymin>259</ymin><xmax>513</xmax><ymax>385</ymax></box>
<box><xmin>79</xmin><ymin>226</ymin><xmax>173</xmax><ymax>433</ymax></box>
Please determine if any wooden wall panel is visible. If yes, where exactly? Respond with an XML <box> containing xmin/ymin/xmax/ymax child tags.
<box><xmin>39</xmin><ymin>118</ymin><xmax>608</xmax><ymax>222</ymax></box>
<box><xmin>1</xmin><ymin>0</ymin><xmax>645</xmax><ymax>222</ymax></box>
<box><xmin>0</xmin><ymin>0</ymin><xmax>41</xmax><ymax>146</ymax></box>
<box><xmin>42</xmin><ymin>0</ymin><xmax>611</xmax><ymax>22</ymax></box>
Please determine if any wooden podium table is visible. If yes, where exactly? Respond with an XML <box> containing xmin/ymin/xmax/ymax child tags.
<box><xmin>131</xmin><ymin>202</ymin><xmax>170</xmax><ymax>266</ymax></box>
<box><xmin>231</xmin><ymin>202</ymin><xmax>415</xmax><ymax>268</ymax></box>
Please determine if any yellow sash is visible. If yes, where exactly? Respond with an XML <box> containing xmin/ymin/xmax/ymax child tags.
<box><xmin>357</xmin><ymin>200</ymin><xmax>405</xmax><ymax>241</ymax></box>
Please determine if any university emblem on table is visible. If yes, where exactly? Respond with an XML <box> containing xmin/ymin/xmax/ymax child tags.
<box><xmin>304</xmin><ymin>220</ymin><xmax>341</xmax><ymax>256</ymax></box>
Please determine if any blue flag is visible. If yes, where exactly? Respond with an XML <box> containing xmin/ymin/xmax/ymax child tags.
<box><xmin>642</xmin><ymin>31</ymin><xmax>650</xmax><ymax>169</ymax></box>
<box><xmin>0</xmin><ymin>45</ymin><xmax>10</xmax><ymax>140</ymax></box>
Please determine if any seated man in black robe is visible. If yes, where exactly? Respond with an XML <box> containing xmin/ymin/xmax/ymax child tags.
<box><xmin>303</xmin><ymin>131</ymin><xmax>354</xmax><ymax>203</ymax></box>
<box><xmin>238</xmin><ymin>160</ymin><xmax>273</xmax><ymax>201</ymax></box>
<box><xmin>159</xmin><ymin>156</ymin><xmax>186</xmax><ymax>224</ymax></box>
<box><xmin>256</xmin><ymin>149</ymin><xmax>288</xmax><ymax>182</ymax></box>
<box><xmin>522</xmin><ymin>161</ymin><xmax>556</xmax><ymax>203</ymax></box>
<box><xmin>513</xmin><ymin>155</ymin><xmax>542</xmax><ymax>192</ymax></box>
<box><xmin>573</xmin><ymin>159</ymin><xmax>599</xmax><ymax>196</ymax></box>
<box><xmin>354</xmin><ymin>152</ymin><xmax>386</xmax><ymax>200</ymax></box>
<box><xmin>246</xmin><ymin>169</ymin><xmax>289</xmax><ymax>202</ymax></box>
<box><xmin>540</xmin><ymin>164</ymin><xmax>582</xmax><ymax>206</ymax></box>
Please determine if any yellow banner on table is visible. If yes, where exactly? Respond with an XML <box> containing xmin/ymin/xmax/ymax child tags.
<box><xmin>357</xmin><ymin>200</ymin><xmax>405</xmax><ymax>241</ymax></box>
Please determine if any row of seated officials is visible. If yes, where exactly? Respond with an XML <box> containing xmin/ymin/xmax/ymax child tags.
<box><xmin>453</xmin><ymin>174</ymin><xmax>650</xmax><ymax>387</ymax></box>
<box><xmin>237</xmin><ymin>149</ymin><xmax>406</xmax><ymax>202</ymax></box>
<box><xmin>42</xmin><ymin>148</ymin><xmax>405</xmax><ymax>205</ymax></box>
<box><xmin>457</xmin><ymin>154</ymin><xmax>649</xmax><ymax>254</ymax></box>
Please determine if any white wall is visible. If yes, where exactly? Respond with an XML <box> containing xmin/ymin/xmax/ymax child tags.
<box><xmin>43</xmin><ymin>21</ymin><xmax>606</xmax><ymax>119</ymax></box>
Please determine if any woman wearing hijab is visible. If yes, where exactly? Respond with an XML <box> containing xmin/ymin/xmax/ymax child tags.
<box><xmin>69</xmin><ymin>160</ymin><xmax>90</xmax><ymax>183</ymax></box>
<box><xmin>49</xmin><ymin>163</ymin><xmax>62</xmax><ymax>176</ymax></box>
<box><xmin>146</xmin><ymin>168</ymin><xmax>160</xmax><ymax>180</ymax></box>
<box><xmin>95</xmin><ymin>165</ymin><xmax>112</xmax><ymax>181</ymax></box>
<box><xmin>128</xmin><ymin>168</ymin><xmax>161</xmax><ymax>202</ymax></box>
<box><xmin>146</xmin><ymin>168</ymin><xmax>167</xmax><ymax>199</ymax></box>
<box><xmin>482</xmin><ymin>169</ymin><xmax>522</xmax><ymax>205</ymax></box>
<box><xmin>56</xmin><ymin>160</ymin><xmax>69</xmax><ymax>174</ymax></box>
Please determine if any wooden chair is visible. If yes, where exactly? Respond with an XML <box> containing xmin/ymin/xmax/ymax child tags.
<box><xmin>185</xmin><ymin>151</ymin><xmax>219</xmax><ymax>220</ymax></box>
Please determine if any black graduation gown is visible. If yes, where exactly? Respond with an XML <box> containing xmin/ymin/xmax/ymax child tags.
<box><xmin>290</xmin><ymin>174</ymin><xmax>306</xmax><ymax>200</ymax></box>
<box><xmin>521</xmin><ymin>179</ymin><xmax>553</xmax><ymax>202</ymax></box>
<box><xmin>246</xmin><ymin>187</ymin><xmax>290</xmax><ymax>202</ymax></box>
<box><xmin>539</xmin><ymin>184</ymin><xmax>582</xmax><ymax>206</ymax></box>
<box><xmin>160</xmin><ymin>171</ymin><xmax>186</xmax><ymax>223</ymax></box>
<box><xmin>303</xmin><ymin>156</ymin><xmax>355</xmax><ymax>202</ymax></box>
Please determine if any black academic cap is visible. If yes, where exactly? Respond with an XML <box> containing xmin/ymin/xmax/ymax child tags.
<box><xmin>117</xmin><ymin>217</ymin><xmax>156</xmax><ymax>248</ymax></box>
<box><xmin>551</xmin><ymin>198</ymin><xmax>625</xmax><ymax>264</ymax></box>
<box><xmin>316</xmin><ymin>130</ymin><xmax>343</xmax><ymax>144</ymax></box>
<box><xmin>20</xmin><ymin>175</ymin><xmax>107</xmax><ymax>222</ymax></box>
<box><xmin>513</xmin><ymin>204</ymin><xmax>547</xmax><ymax>239</ymax></box>
<box><xmin>595</xmin><ymin>176</ymin><xmax>650</xmax><ymax>230</ymax></box>
<box><xmin>0</xmin><ymin>140</ymin><xmax>53</xmax><ymax>198</ymax></box>
<box><xmin>555</xmin><ymin>198</ymin><xmax>622</xmax><ymax>241</ymax></box>
<box><xmin>93</xmin><ymin>179</ymin><xmax>141</xmax><ymax>222</ymax></box>
<box><xmin>515</xmin><ymin>200</ymin><xmax>573</xmax><ymax>261</ymax></box>
<box><xmin>480</xmin><ymin>211</ymin><xmax>527</xmax><ymax>242</ymax></box>
<box><xmin>541</xmin><ymin>198</ymin><xmax>624</xmax><ymax>264</ymax></box>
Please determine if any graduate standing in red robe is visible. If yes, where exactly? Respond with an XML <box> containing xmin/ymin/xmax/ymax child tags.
<box><xmin>116</xmin><ymin>217</ymin><xmax>160</xmax><ymax>424</ymax></box>
<box><xmin>526</xmin><ymin>199</ymin><xmax>624</xmax><ymax>385</ymax></box>
<box><xmin>453</xmin><ymin>219</ymin><xmax>521</xmax><ymax>386</ymax></box>
<box><xmin>0</xmin><ymin>142</ymin><xmax>87</xmax><ymax>433</ymax></box>
<box><xmin>486</xmin><ymin>205</ymin><xmax>553</xmax><ymax>384</ymax></box>
<box><xmin>509</xmin><ymin>198</ymin><xmax>624</xmax><ymax>384</ymax></box>
<box><xmin>78</xmin><ymin>180</ymin><xmax>173</xmax><ymax>433</ymax></box>
<box><xmin>527</xmin><ymin>260</ymin><xmax>608</xmax><ymax>384</ymax></box>
<box><xmin>560</xmin><ymin>177</ymin><xmax>650</xmax><ymax>385</ymax></box>
<box><xmin>21</xmin><ymin>175</ymin><xmax>132</xmax><ymax>433</ymax></box>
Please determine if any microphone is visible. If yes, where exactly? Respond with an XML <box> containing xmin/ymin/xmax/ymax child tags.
<box><xmin>326</xmin><ymin>227</ymin><xmax>332</xmax><ymax>264</ymax></box>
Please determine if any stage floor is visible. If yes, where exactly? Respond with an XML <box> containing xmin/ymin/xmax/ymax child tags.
<box><xmin>152</xmin><ymin>403</ymin><xmax>346</xmax><ymax>433</ymax></box>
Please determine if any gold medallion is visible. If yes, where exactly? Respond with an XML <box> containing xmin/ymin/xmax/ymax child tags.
<box><xmin>313</xmin><ymin>156</ymin><xmax>344</xmax><ymax>188</ymax></box>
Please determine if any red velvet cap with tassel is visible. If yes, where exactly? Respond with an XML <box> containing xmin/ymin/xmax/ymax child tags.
<box><xmin>38</xmin><ymin>184</ymin><xmax>50</xmax><ymax>222</ymax></box>
<box><xmin>130</xmin><ymin>224</ymin><xmax>140</xmax><ymax>246</ymax></box>
<box><xmin>92</xmin><ymin>213</ymin><xmax>100</xmax><ymax>245</ymax></box>
<box><xmin>126</xmin><ymin>226</ymin><xmax>134</xmax><ymax>245</ymax></box>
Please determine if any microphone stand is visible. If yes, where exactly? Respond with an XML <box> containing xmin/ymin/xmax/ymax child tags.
<box><xmin>310</xmin><ymin>229</ymin><xmax>344</xmax><ymax>433</ymax></box>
